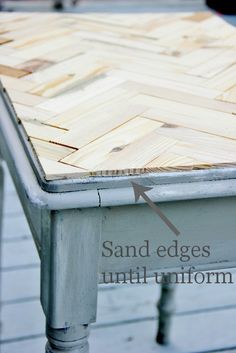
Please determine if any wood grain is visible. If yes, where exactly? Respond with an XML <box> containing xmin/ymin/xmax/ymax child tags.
<box><xmin>0</xmin><ymin>12</ymin><xmax>235</xmax><ymax>180</ymax></box>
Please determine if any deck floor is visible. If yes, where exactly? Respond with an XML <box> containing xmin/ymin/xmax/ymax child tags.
<box><xmin>1</xmin><ymin>162</ymin><xmax>236</xmax><ymax>353</ymax></box>
<box><xmin>1</xmin><ymin>0</ymin><xmax>206</xmax><ymax>12</ymax></box>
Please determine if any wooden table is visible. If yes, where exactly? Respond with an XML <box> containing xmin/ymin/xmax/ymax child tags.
<box><xmin>0</xmin><ymin>12</ymin><xmax>236</xmax><ymax>353</ymax></box>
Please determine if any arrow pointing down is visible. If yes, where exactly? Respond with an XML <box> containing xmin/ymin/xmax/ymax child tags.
<box><xmin>131</xmin><ymin>182</ymin><xmax>180</xmax><ymax>236</ymax></box>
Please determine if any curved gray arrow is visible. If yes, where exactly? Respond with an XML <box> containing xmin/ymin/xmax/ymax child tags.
<box><xmin>131</xmin><ymin>182</ymin><xmax>180</xmax><ymax>236</ymax></box>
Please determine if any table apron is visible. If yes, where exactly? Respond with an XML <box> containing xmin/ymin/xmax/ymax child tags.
<box><xmin>99</xmin><ymin>197</ymin><xmax>236</xmax><ymax>279</ymax></box>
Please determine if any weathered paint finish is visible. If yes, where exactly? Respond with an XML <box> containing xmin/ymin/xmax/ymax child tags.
<box><xmin>41</xmin><ymin>208</ymin><xmax>103</xmax><ymax>327</ymax></box>
<box><xmin>0</xmin><ymin>159</ymin><xmax>4</xmax><ymax>335</ymax></box>
<box><xmin>0</xmin><ymin>159</ymin><xmax>4</xmax><ymax>251</ymax></box>
<box><xmin>99</xmin><ymin>197</ymin><xmax>236</xmax><ymax>276</ymax></box>
<box><xmin>40</xmin><ymin>208</ymin><xmax>103</xmax><ymax>352</ymax></box>
<box><xmin>46</xmin><ymin>323</ymin><xmax>90</xmax><ymax>353</ymax></box>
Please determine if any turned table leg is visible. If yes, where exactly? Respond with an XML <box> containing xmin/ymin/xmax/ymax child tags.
<box><xmin>156</xmin><ymin>275</ymin><xmax>176</xmax><ymax>345</ymax></box>
<box><xmin>46</xmin><ymin>324</ymin><xmax>89</xmax><ymax>353</ymax></box>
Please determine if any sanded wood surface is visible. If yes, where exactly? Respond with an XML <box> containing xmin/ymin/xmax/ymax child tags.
<box><xmin>0</xmin><ymin>12</ymin><xmax>236</xmax><ymax>180</ymax></box>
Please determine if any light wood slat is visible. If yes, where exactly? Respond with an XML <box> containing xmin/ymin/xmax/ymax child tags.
<box><xmin>205</xmin><ymin>64</ymin><xmax>236</xmax><ymax>91</ymax></box>
<box><xmin>137</xmin><ymin>94</ymin><xmax>236</xmax><ymax>139</ymax></box>
<box><xmin>87</xmin><ymin>46</ymin><xmax>188</xmax><ymax>74</ymax></box>
<box><xmin>92</xmin><ymin>134</ymin><xmax>177</xmax><ymax>172</ymax></box>
<box><xmin>179</xmin><ymin>47</ymin><xmax>225</xmax><ymax>67</ymax></box>
<box><xmin>0</xmin><ymin>55</ymin><xmax>25</xmax><ymax>67</ymax></box>
<box><xmin>0</xmin><ymin>37</ymin><xmax>12</xmax><ymax>45</ymax></box>
<box><xmin>0</xmin><ymin>64</ymin><xmax>28</xmax><ymax>78</ymax></box>
<box><xmin>5</xmin><ymin>89</ymin><xmax>45</xmax><ymax>106</ymax></box>
<box><xmin>29</xmin><ymin>138</ymin><xmax>77</xmax><ymax>162</ymax></box>
<box><xmin>202</xmin><ymin>16</ymin><xmax>236</xmax><ymax>40</ymax></box>
<box><xmin>22</xmin><ymin>120</ymin><xmax>66</xmax><ymax>142</ymax></box>
<box><xmin>17</xmin><ymin>59</ymin><xmax>53</xmax><ymax>74</ymax></box>
<box><xmin>27</xmin><ymin>53</ymin><xmax>107</xmax><ymax>85</ymax></box>
<box><xmin>61</xmin><ymin>117</ymin><xmax>162</xmax><ymax>171</ymax></box>
<box><xmin>122</xmin><ymin>81</ymin><xmax>236</xmax><ymax>114</ymax></box>
<box><xmin>38</xmin><ymin>157</ymin><xmax>88</xmax><ymax>180</ymax></box>
<box><xmin>71</xmin><ymin>17</ymin><xmax>151</xmax><ymax>37</ymax></box>
<box><xmin>30</xmin><ymin>66</ymin><xmax>109</xmax><ymax>98</ymax></box>
<box><xmin>0</xmin><ymin>47</ymin><xmax>17</xmax><ymax>56</ymax></box>
<box><xmin>187</xmin><ymin>48</ymin><xmax>236</xmax><ymax>79</ymax></box>
<box><xmin>0</xmin><ymin>12</ymin><xmax>235</xmax><ymax>179</ymax></box>
<box><xmin>47</xmin><ymin>86</ymin><xmax>136</xmax><ymax>128</ymax></box>
<box><xmin>8</xmin><ymin>28</ymin><xmax>74</xmax><ymax>49</ymax></box>
<box><xmin>37</xmin><ymin>75</ymin><xmax>125</xmax><ymax>113</ymax></box>
<box><xmin>79</xmin><ymin>31</ymin><xmax>189</xmax><ymax>65</ymax></box>
<box><xmin>12</xmin><ymin>103</ymin><xmax>56</xmax><ymax>123</ymax></box>
<box><xmin>57</xmin><ymin>103</ymin><xmax>148</xmax><ymax>148</ymax></box>
<box><xmin>147</xmin><ymin>18</ymin><xmax>196</xmax><ymax>38</ymax></box>
<box><xmin>0</xmin><ymin>14</ymin><xmax>57</xmax><ymax>32</ymax></box>
<box><xmin>145</xmin><ymin>152</ymin><xmax>202</xmax><ymax>170</ymax></box>
<box><xmin>0</xmin><ymin>75</ymin><xmax>36</xmax><ymax>92</ymax></box>
<box><xmin>118</xmin><ymin>61</ymin><xmax>206</xmax><ymax>86</ymax></box>
<box><xmin>184</xmin><ymin>12</ymin><xmax>212</xmax><ymax>21</ymax></box>
<box><xmin>144</xmin><ymin>105</ymin><xmax>236</xmax><ymax>141</ymax></box>
<box><xmin>5</xmin><ymin>21</ymin><xmax>61</xmax><ymax>41</ymax></box>
<box><xmin>218</xmin><ymin>86</ymin><xmax>236</xmax><ymax>104</ymax></box>
<box><xmin>40</xmin><ymin>44</ymin><xmax>87</xmax><ymax>63</ymax></box>
<box><xmin>167</xmin><ymin>143</ymin><xmax>236</xmax><ymax>165</ymax></box>
<box><xmin>12</xmin><ymin>35</ymin><xmax>78</xmax><ymax>60</ymax></box>
<box><xmin>73</xmin><ymin>29</ymin><xmax>165</xmax><ymax>55</ymax></box>
<box><xmin>149</xmin><ymin>22</ymin><xmax>206</xmax><ymax>56</ymax></box>
<box><xmin>155</xmin><ymin>125</ymin><xmax>236</xmax><ymax>160</ymax></box>
<box><xmin>109</xmin><ymin>69</ymin><xmax>221</xmax><ymax>99</ymax></box>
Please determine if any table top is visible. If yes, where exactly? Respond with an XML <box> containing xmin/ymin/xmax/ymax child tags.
<box><xmin>1</xmin><ymin>12</ymin><xmax>236</xmax><ymax>182</ymax></box>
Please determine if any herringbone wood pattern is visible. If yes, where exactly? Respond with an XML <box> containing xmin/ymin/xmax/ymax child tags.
<box><xmin>1</xmin><ymin>12</ymin><xmax>236</xmax><ymax>179</ymax></box>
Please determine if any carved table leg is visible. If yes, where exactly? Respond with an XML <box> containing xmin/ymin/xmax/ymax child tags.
<box><xmin>156</xmin><ymin>275</ymin><xmax>176</xmax><ymax>345</ymax></box>
<box><xmin>46</xmin><ymin>324</ymin><xmax>89</xmax><ymax>353</ymax></box>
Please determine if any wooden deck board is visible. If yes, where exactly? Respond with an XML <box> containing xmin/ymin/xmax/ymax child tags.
<box><xmin>0</xmin><ymin>12</ymin><xmax>236</xmax><ymax>180</ymax></box>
